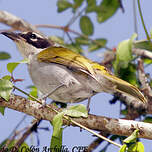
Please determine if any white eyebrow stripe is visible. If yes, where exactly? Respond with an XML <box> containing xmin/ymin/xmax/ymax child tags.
<box><xmin>22</xmin><ymin>31</ymin><xmax>28</xmax><ymax>34</ymax></box>
<box><xmin>33</xmin><ymin>33</ymin><xmax>44</xmax><ymax>39</ymax></box>
<box><xmin>22</xmin><ymin>32</ymin><xmax>44</xmax><ymax>39</ymax></box>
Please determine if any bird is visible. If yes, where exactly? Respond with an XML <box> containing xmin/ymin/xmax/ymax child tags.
<box><xmin>1</xmin><ymin>31</ymin><xmax>147</xmax><ymax>107</ymax></box>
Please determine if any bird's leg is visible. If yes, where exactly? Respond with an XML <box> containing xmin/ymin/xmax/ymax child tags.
<box><xmin>87</xmin><ymin>97</ymin><xmax>91</xmax><ymax>112</ymax></box>
<box><xmin>87</xmin><ymin>92</ymin><xmax>94</xmax><ymax>112</ymax></box>
<box><xmin>87</xmin><ymin>91</ymin><xmax>97</xmax><ymax>112</ymax></box>
<box><xmin>39</xmin><ymin>84</ymin><xmax>65</xmax><ymax>105</ymax></box>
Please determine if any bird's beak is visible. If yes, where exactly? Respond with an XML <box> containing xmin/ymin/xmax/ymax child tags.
<box><xmin>1</xmin><ymin>31</ymin><xmax>20</xmax><ymax>41</ymax></box>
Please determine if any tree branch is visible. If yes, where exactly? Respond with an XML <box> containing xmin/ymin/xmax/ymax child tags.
<box><xmin>14</xmin><ymin>119</ymin><xmax>41</xmax><ymax>150</ymax></box>
<box><xmin>0</xmin><ymin>94</ymin><xmax>152</xmax><ymax>140</ymax></box>
<box><xmin>0</xmin><ymin>11</ymin><xmax>41</xmax><ymax>34</ymax></box>
<box><xmin>133</xmin><ymin>48</ymin><xmax>152</xmax><ymax>59</ymax></box>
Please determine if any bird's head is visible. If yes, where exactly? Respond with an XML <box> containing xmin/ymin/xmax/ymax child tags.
<box><xmin>2</xmin><ymin>31</ymin><xmax>53</xmax><ymax>58</ymax></box>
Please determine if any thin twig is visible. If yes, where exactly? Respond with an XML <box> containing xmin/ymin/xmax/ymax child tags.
<box><xmin>8</xmin><ymin>115</ymin><xmax>27</xmax><ymax>139</ymax></box>
<box><xmin>67</xmin><ymin>7</ymin><xmax>86</xmax><ymax>27</ymax></box>
<box><xmin>35</xmin><ymin>24</ymin><xmax>112</xmax><ymax>51</ymax></box>
<box><xmin>66</xmin><ymin>32</ymin><xmax>74</xmax><ymax>43</ymax></box>
<box><xmin>14</xmin><ymin>119</ymin><xmax>41</xmax><ymax>150</ymax></box>
<box><xmin>118</xmin><ymin>0</ymin><xmax>125</xmax><ymax>13</ymax></box>
<box><xmin>133</xmin><ymin>0</ymin><xmax>138</xmax><ymax>40</ymax></box>
<box><xmin>137</xmin><ymin>0</ymin><xmax>151</xmax><ymax>41</ymax></box>
<box><xmin>87</xmin><ymin>132</ymin><xmax>109</xmax><ymax>152</ymax></box>
<box><xmin>4</xmin><ymin>115</ymin><xmax>27</xmax><ymax>148</ymax></box>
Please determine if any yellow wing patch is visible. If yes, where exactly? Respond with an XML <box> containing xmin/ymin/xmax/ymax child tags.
<box><xmin>37</xmin><ymin>46</ymin><xmax>96</xmax><ymax>77</ymax></box>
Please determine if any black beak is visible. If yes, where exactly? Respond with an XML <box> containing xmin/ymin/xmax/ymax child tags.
<box><xmin>1</xmin><ymin>32</ymin><xmax>20</xmax><ymax>41</ymax></box>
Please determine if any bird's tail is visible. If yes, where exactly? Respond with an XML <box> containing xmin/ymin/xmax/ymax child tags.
<box><xmin>103</xmin><ymin>73</ymin><xmax>147</xmax><ymax>103</ymax></box>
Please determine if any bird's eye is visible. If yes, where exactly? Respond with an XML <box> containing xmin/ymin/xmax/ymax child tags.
<box><xmin>30</xmin><ymin>33</ymin><xmax>37</xmax><ymax>39</ymax></box>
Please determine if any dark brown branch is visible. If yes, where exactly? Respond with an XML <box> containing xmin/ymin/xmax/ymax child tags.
<box><xmin>87</xmin><ymin>132</ymin><xmax>109</xmax><ymax>152</ymax></box>
<box><xmin>14</xmin><ymin>119</ymin><xmax>41</xmax><ymax>150</ymax></box>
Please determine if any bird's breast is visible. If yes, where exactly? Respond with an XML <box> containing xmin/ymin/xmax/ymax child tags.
<box><xmin>28</xmin><ymin>55</ymin><xmax>95</xmax><ymax>103</ymax></box>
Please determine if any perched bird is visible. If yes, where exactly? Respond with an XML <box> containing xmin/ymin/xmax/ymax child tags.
<box><xmin>2</xmin><ymin>31</ymin><xmax>147</xmax><ymax>106</ymax></box>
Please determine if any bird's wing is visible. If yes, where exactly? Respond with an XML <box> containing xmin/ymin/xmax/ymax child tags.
<box><xmin>37</xmin><ymin>46</ymin><xmax>98</xmax><ymax>77</ymax></box>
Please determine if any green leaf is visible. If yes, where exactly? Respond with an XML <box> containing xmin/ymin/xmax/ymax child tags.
<box><xmin>75</xmin><ymin>37</ymin><xmax>90</xmax><ymax>45</ymax></box>
<box><xmin>7</xmin><ymin>58</ymin><xmax>29</xmax><ymax>73</ymax></box>
<box><xmin>49</xmin><ymin>36</ymin><xmax>83</xmax><ymax>53</ymax></box>
<box><xmin>0</xmin><ymin>52</ymin><xmax>11</xmax><ymax>60</ymax></box>
<box><xmin>57</xmin><ymin>0</ymin><xmax>72</xmax><ymax>12</ymax></box>
<box><xmin>150</xmin><ymin>80</ymin><xmax>152</xmax><ymax>88</ymax></box>
<box><xmin>123</xmin><ymin>129</ymin><xmax>139</xmax><ymax>144</ymax></box>
<box><xmin>96</xmin><ymin>0</ymin><xmax>120</xmax><ymax>23</ymax></box>
<box><xmin>0</xmin><ymin>107</ymin><xmax>5</xmax><ymax>115</ymax></box>
<box><xmin>73</xmin><ymin>0</ymin><xmax>84</xmax><ymax>10</ymax></box>
<box><xmin>150</xmin><ymin>28</ymin><xmax>152</xmax><ymax>38</ymax></box>
<box><xmin>86</xmin><ymin>0</ymin><xmax>97</xmax><ymax>13</ymax></box>
<box><xmin>7</xmin><ymin>62</ymin><xmax>19</xmax><ymax>74</ymax></box>
<box><xmin>51</xmin><ymin>112</ymin><xmax>64</xmax><ymax>151</ymax></box>
<box><xmin>2</xmin><ymin>75</ymin><xmax>11</xmax><ymax>80</ymax></box>
<box><xmin>80</xmin><ymin>16</ymin><xmax>94</xmax><ymax>36</ymax></box>
<box><xmin>63</xmin><ymin>104</ymin><xmax>88</xmax><ymax>118</ymax></box>
<box><xmin>133</xmin><ymin>40</ymin><xmax>152</xmax><ymax>51</ymax></box>
<box><xmin>52</xmin><ymin>112</ymin><xmax>64</xmax><ymax>137</ymax></box>
<box><xmin>64</xmin><ymin>43</ymin><xmax>83</xmax><ymax>54</ymax></box>
<box><xmin>118</xmin><ymin>63</ymin><xmax>138</xmax><ymax>86</ymax></box>
<box><xmin>88</xmin><ymin>38</ymin><xmax>107</xmax><ymax>51</ymax></box>
<box><xmin>121</xmin><ymin>109</ymin><xmax>128</xmax><ymax>116</ymax></box>
<box><xmin>119</xmin><ymin>144</ymin><xmax>127</xmax><ymax>152</ymax></box>
<box><xmin>48</xmin><ymin>36</ymin><xmax>64</xmax><ymax>45</ymax></box>
<box><xmin>0</xmin><ymin>79</ymin><xmax>13</xmax><ymax>101</ymax></box>
<box><xmin>50</xmin><ymin>128</ymin><xmax>63</xmax><ymax>150</ymax></box>
<box><xmin>110</xmin><ymin>135</ymin><xmax>119</xmax><ymax>141</ymax></box>
<box><xmin>143</xmin><ymin>58</ymin><xmax>152</xmax><ymax>64</ymax></box>
<box><xmin>114</xmin><ymin>34</ymin><xmax>137</xmax><ymax>74</ymax></box>
<box><xmin>127</xmin><ymin>142</ymin><xmax>144</xmax><ymax>152</ymax></box>
<box><xmin>27</xmin><ymin>86</ymin><xmax>38</xmax><ymax>100</ymax></box>
<box><xmin>143</xmin><ymin>116</ymin><xmax>152</xmax><ymax>123</ymax></box>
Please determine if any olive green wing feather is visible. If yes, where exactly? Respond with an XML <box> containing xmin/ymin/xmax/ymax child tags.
<box><xmin>37</xmin><ymin>46</ymin><xmax>97</xmax><ymax>78</ymax></box>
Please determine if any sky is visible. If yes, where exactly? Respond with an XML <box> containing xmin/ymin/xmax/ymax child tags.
<box><xmin>0</xmin><ymin>0</ymin><xmax>152</xmax><ymax>152</ymax></box>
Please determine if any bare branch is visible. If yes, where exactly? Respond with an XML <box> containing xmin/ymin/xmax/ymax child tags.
<box><xmin>14</xmin><ymin>119</ymin><xmax>41</xmax><ymax>150</ymax></box>
<box><xmin>0</xmin><ymin>11</ymin><xmax>41</xmax><ymax>34</ymax></box>
<box><xmin>133</xmin><ymin>48</ymin><xmax>152</xmax><ymax>59</ymax></box>
<box><xmin>35</xmin><ymin>24</ymin><xmax>112</xmax><ymax>51</ymax></box>
<box><xmin>0</xmin><ymin>95</ymin><xmax>152</xmax><ymax>140</ymax></box>
<box><xmin>88</xmin><ymin>132</ymin><xmax>109</xmax><ymax>152</ymax></box>
<box><xmin>138</xmin><ymin>58</ymin><xmax>152</xmax><ymax>95</ymax></box>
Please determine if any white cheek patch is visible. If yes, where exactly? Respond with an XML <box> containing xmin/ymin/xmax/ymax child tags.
<box><xmin>15</xmin><ymin>40</ymin><xmax>43</xmax><ymax>58</ymax></box>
